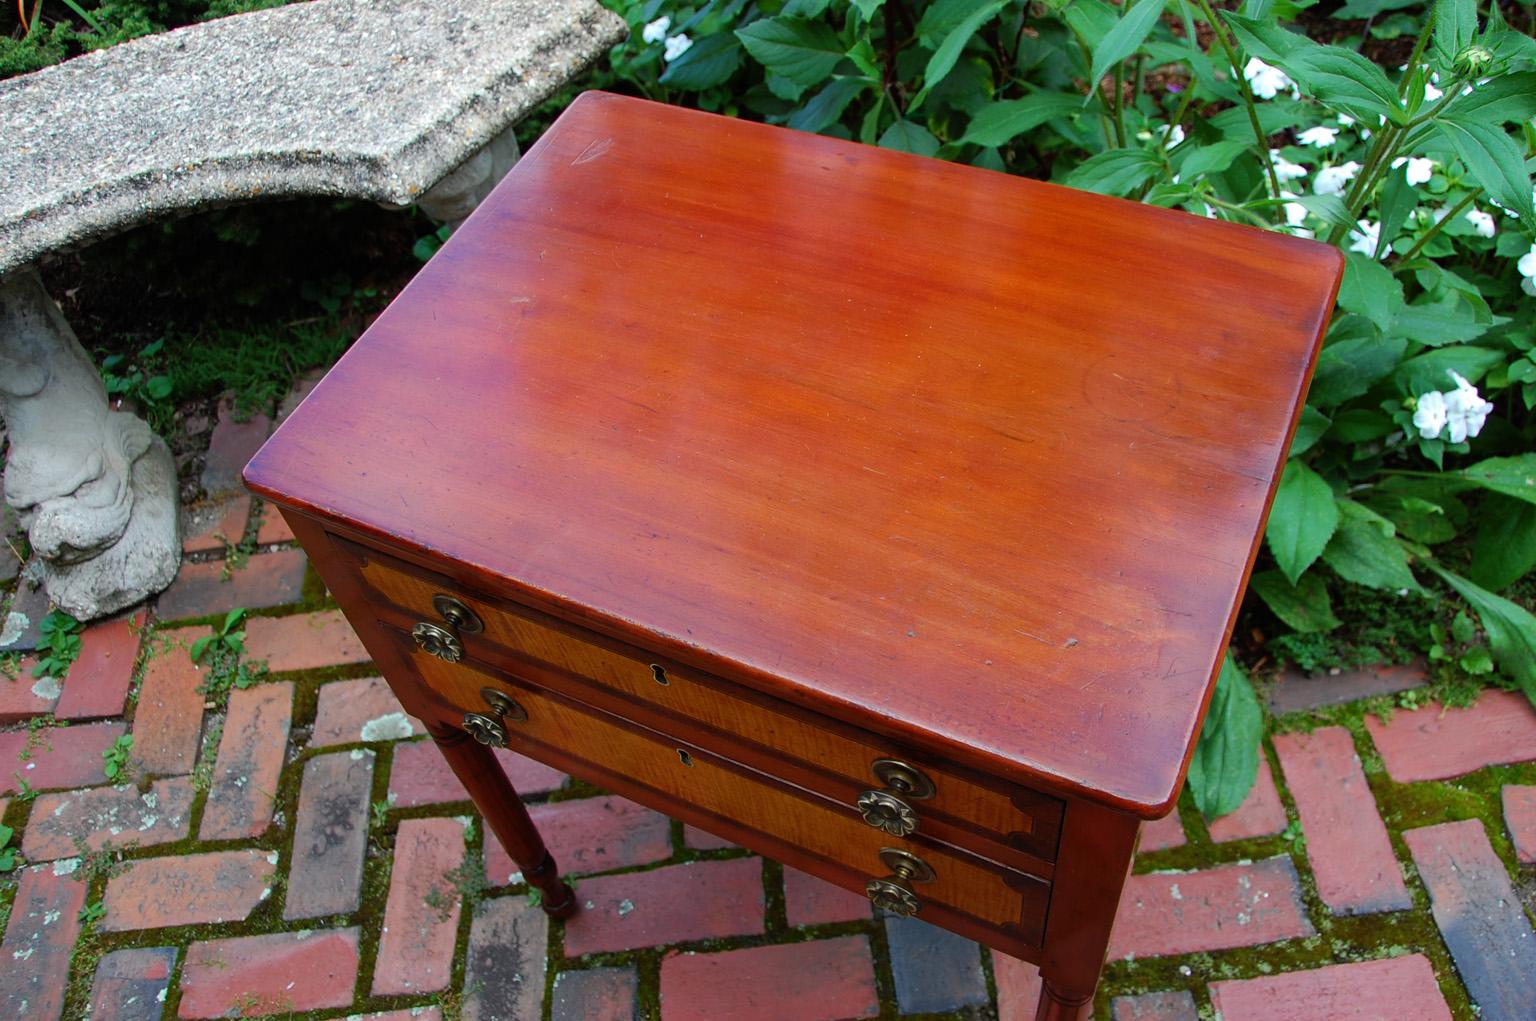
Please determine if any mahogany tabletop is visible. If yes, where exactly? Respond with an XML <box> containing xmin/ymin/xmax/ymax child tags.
<box><xmin>245</xmin><ymin>91</ymin><xmax>1342</xmax><ymax>817</ymax></box>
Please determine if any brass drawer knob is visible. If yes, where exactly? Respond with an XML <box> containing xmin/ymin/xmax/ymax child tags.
<box><xmin>858</xmin><ymin>759</ymin><xmax>934</xmax><ymax>836</ymax></box>
<box><xmin>858</xmin><ymin>790</ymin><xmax>918</xmax><ymax>836</ymax></box>
<box><xmin>412</xmin><ymin>593</ymin><xmax>484</xmax><ymax>662</ymax></box>
<box><xmin>432</xmin><ymin>594</ymin><xmax>484</xmax><ymax>633</ymax></box>
<box><xmin>865</xmin><ymin>847</ymin><xmax>935</xmax><ymax>917</ymax></box>
<box><xmin>413</xmin><ymin>621</ymin><xmax>463</xmax><ymax>662</ymax></box>
<box><xmin>463</xmin><ymin>686</ymin><xmax>527</xmax><ymax>748</ymax></box>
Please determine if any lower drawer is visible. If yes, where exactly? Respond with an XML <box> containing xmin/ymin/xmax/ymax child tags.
<box><xmin>389</xmin><ymin>626</ymin><xmax>1048</xmax><ymax>947</ymax></box>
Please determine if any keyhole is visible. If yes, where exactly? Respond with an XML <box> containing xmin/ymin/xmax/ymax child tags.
<box><xmin>650</xmin><ymin>664</ymin><xmax>669</xmax><ymax>686</ymax></box>
<box><xmin>676</xmin><ymin>749</ymin><xmax>693</xmax><ymax>767</ymax></box>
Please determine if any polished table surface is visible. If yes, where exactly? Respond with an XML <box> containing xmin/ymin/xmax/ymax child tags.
<box><xmin>246</xmin><ymin>92</ymin><xmax>1341</xmax><ymax>1019</ymax></box>
<box><xmin>247</xmin><ymin>91</ymin><xmax>1340</xmax><ymax>817</ymax></box>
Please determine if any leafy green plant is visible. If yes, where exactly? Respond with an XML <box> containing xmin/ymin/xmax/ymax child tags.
<box><xmin>99</xmin><ymin>338</ymin><xmax>174</xmax><ymax>431</ymax></box>
<box><xmin>101</xmin><ymin>733</ymin><xmax>133</xmax><ymax>782</ymax></box>
<box><xmin>190</xmin><ymin>608</ymin><xmax>247</xmax><ymax>664</ymax></box>
<box><xmin>31</xmin><ymin>609</ymin><xmax>83</xmax><ymax>680</ymax></box>
<box><xmin>191</xmin><ymin>608</ymin><xmax>268</xmax><ymax>706</ymax></box>
<box><xmin>598</xmin><ymin>0</ymin><xmax>1536</xmax><ymax>815</ymax></box>
<box><xmin>0</xmin><ymin>821</ymin><xmax>19</xmax><ymax>872</ymax></box>
<box><xmin>77</xmin><ymin>901</ymin><xmax>106</xmax><ymax>925</ymax></box>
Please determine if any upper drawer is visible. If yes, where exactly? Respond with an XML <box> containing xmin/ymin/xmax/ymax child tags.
<box><xmin>335</xmin><ymin>534</ymin><xmax>1062</xmax><ymax>863</ymax></box>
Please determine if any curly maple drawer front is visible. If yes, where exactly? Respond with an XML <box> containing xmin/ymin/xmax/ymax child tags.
<box><xmin>341</xmin><ymin>537</ymin><xmax>1062</xmax><ymax>863</ymax></box>
<box><xmin>402</xmin><ymin>638</ymin><xmax>1048</xmax><ymax>944</ymax></box>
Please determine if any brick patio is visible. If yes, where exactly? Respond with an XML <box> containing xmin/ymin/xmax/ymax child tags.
<box><xmin>2</xmin><ymin>402</ymin><xmax>1535</xmax><ymax>1020</ymax></box>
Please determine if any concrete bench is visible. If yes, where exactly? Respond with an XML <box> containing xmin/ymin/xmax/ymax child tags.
<box><xmin>0</xmin><ymin>0</ymin><xmax>625</xmax><ymax>621</ymax></box>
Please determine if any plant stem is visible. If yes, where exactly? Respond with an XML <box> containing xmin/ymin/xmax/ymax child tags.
<box><xmin>1327</xmin><ymin>123</ymin><xmax>1403</xmax><ymax>245</ymax></box>
<box><xmin>1397</xmin><ymin>189</ymin><xmax>1482</xmax><ymax>264</ymax></box>
<box><xmin>1187</xmin><ymin>0</ymin><xmax>1282</xmax><ymax>198</ymax></box>
<box><xmin>1067</xmin><ymin>25</ymin><xmax>1115</xmax><ymax>148</ymax></box>
<box><xmin>1202</xmin><ymin>193</ymin><xmax>1272</xmax><ymax>226</ymax></box>
<box><xmin>1400</xmin><ymin>14</ymin><xmax>1435</xmax><ymax>99</ymax></box>
<box><xmin>1112</xmin><ymin>63</ymin><xmax>1128</xmax><ymax>147</ymax></box>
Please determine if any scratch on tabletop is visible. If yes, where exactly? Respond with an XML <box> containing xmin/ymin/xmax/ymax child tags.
<box><xmin>572</xmin><ymin>137</ymin><xmax>613</xmax><ymax>165</ymax></box>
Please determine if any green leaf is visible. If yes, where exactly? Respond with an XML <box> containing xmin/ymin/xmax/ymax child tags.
<box><xmin>1392</xmin><ymin>346</ymin><xmax>1503</xmax><ymax>396</ymax></box>
<box><xmin>1375</xmin><ymin>165</ymin><xmax>1417</xmax><ymax>257</ymax></box>
<box><xmin>1390</xmin><ymin>292</ymin><xmax>1490</xmax><ymax>347</ymax></box>
<box><xmin>660</xmin><ymin>33</ymin><xmax>744</xmax><ymax>91</ymax></box>
<box><xmin>1334</xmin><ymin>0</ymin><xmax>1420</xmax><ymax>17</ymax></box>
<box><xmin>1431</xmin><ymin>566</ymin><xmax>1536</xmax><ymax>705</ymax></box>
<box><xmin>144</xmin><ymin>376</ymin><xmax>173</xmax><ymax>401</ymax></box>
<box><xmin>1221</xmin><ymin>13</ymin><xmax>1305</xmax><ymax>63</ymax></box>
<box><xmin>1222</xmin><ymin>14</ymin><xmax>1405</xmax><ymax>124</ymax></box>
<box><xmin>1309</xmin><ymin>330</ymin><xmax>1407</xmax><ymax>407</ymax></box>
<box><xmin>852</xmin><ymin>0</ymin><xmax>885</xmax><ymax>21</ymax></box>
<box><xmin>788</xmin><ymin>77</ymin><xmax>870</xmax><ymax>133</ymax></box>
<box><xmin>878</xmin><ymin>119</ymin><xmax>941</xmax><ymax>157</ymax></box>
<box><xmin>959</xmin><ymin>93</ymin><xmax>1083</xmax><ymax>147</ymax></box>
<box><xmin>1290</xmin><ymin>45</ymin><xmax>1409</xmax><ymax>125</ymax></box>
<box><xmin>1337</xmin><ymin>253</ymin><xmax>1403</xmax><ymax>333</ymax></box>
<box><xmin>1062</xmin><ymin>148</ymin><xmax>1161</xmax><ymax>196</ymax></box>
<box><xmin>783</xmin><ymin>0</ymin><xmax>832</xmax><ymax>16</ymax></box>
<box><xmin>1266</xmin><ymin>460</ymin><xmax>1338</xmax><ymax>584</ymax></box>
<box><xmin>1088</xmin><ymin>0</ymin><xmax>1167</xmax><ymax>88</ymax></box>
<box><xmin>1458</xmin><ymin>454</ymin><xmax>1536</xmax><ymax>506</ymax></box>
<box><xmin>1433</xmin><ymin>120</ymin><xmax>1536</xmax><ymax>224</ymax></box>
<box><xmin>736</xmin><ymin>18</ymin><xmax>845</xmax><ymax>88</ymax></box>
<box><xmin>1322</xmin><ymin>502</ymin><xmax>1422</xmax><ymax>592</ymax></box>
<box><xmin>1374</xmin><ymin>495</ymin><xmax>1458</xmax><ymax>545</ymax></box>
<box><xmin>1188</xmin><ymin>655</ymin><xmax>1263</xmax><ymax>820</ymax></box>
<box><xmin>1286</xmin><ymin>194</ymin><xmax>1355</xmax><ymax>233</ymax></box>
<box><xmin>1176</xmin><ymin>139</ymin><xmax>1250</xmax><ymax>180</ymax></box>
<box><xmin>1469</xmin><ymin>495</ymin><xmax>1536</xmax><ymax>591</ymax></box>
<box><xmin>1442</xmin><ymin>73</ymin><xmax>1536</xmax><ymax>126</ymax></box>
<box><xmin>846</xmin><ymin>38</ymin><xmax>881</xmax><ymax>79</ymax></box>
<box><xmin>1060</xmin><ymin>0</ymin><xmax>1121</xmax><ymax>51</ymax></box>
<box><xmin>1289</xmin><ymin>405</ymin><xmax>1330</xmax><ymax>457</ymax></box>
<box><xmin>1432</xmin><ymin>0</ymin><xmax>1477</xmax><ymax>65</ymax></box>
<box><xmin>190</xmin><ymin>635</ymin><xmax>212</xmax><ymax>663</ymax></box>
<box><xmin>1250</xmin><ymin>569</ymin><xmax>1342</xmax><ymax>632</ymax></box>
<box><xmin>910</xmin><ymin>0</ymin><xmax>1008</xmax><ymax>111</ymax></box>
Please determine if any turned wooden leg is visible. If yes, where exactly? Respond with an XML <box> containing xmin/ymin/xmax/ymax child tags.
<box><xmin>428</xmin><ymin>720</ymin><xmax>577</xmax><ymax>918</ymax></box>
<box><xmin>1033</xmin><ymin>800</ymin><xmax>1143</xmax><ymax>1021</ymax></box>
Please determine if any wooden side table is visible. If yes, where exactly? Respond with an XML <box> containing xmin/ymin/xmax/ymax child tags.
<box><xmin>245</xmin><ymin>92</ymin><xmax>1341</xmax><ymax>1019</ymax></box>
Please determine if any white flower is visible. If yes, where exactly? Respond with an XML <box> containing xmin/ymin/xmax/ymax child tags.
<box><xmin>1270</xmin><ymin>150</ymin><xmax>1308</xmax><ymax>182</ymax></box>
<box><xmin>1337</xmin><ymin>113</ymin><xmax>1356</xmax><ymax>127</ymax></box>
<box><xmin>1297</xmin><ymin>125</ymin><xmax>1339</xmax><ymax>148</ymax></box>
<box><xmin>1281</xmin><ymin>192</ymin><xmax>1308</xmax><ymax>227</ymax></box>
<box><xmin>1347</xmin><ymin>219</ymin><xmax>1381</xmax><ymax>257</ymax></box>
<box><xmin>1391</xmin><ymin>156</ymin><xmax>1434</xmax><ymax>187</ymax></box>
<box><xmin>1162</xmin><ymin>124</ymin><xmax>1186</xmax><ymax>147</ymax></box>
<box><xmin>1423</xmin><ymin>74</ymin><xmax>1444</xmax><ymax>102</ymax></box>
<box><xmin>1521</xmin><ymin>242</ymin><xmax>1536</xmax><ymax>277</ymax></box>
<box><xmin>1244</xmin><ymin>58</ymin><xmax>1296</xmax><ymax>100</ymax></box>
<box><xmin>1519</xmin><ymin>243</ymin><xmax>1536</xmax><ymax>296</ymax></box>
<box><xmin>1412</xmin><ymin>390</ymin><xmax>1448</xmax><ymax>439</ymax></box>
<box><xmin>663</xmin><ymin>33</ymin><xmax>692</xmax><ymax>60</ymax></box>
<box><xmin>641</xmin><ymin>16</ymin><xmax>670</xmax><ymax>44</ymax></box>
<box><xmin>1443</xmin><ymin>371</ymin><xmax>1493</xmax><ymax>443</ymax></box>
<box><xmin>1314</xmin><ymin>162</ymin><xmax>1361</xmax><ymax>196</ymax></box>
<box><xmin>1465</xmin><ymin>208</ymin><xmax>1496</xmax><ymax>237</ymax></box>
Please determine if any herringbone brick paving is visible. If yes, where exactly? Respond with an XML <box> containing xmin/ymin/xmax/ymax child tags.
<box><xmin>1</xmin><ymin>400</ymin><xmax>1535</xmax><ymax>1020</ymax></box>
